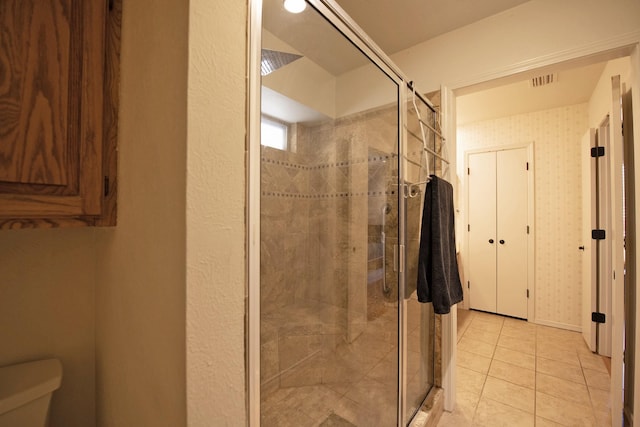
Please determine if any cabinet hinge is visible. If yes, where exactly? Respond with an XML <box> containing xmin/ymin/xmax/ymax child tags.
<box><xmin>467</xmin><ymin>281</ymin><xmax>470</xmax><ymax>289</ymax></box>
<box><xmin>526</xmin><ymin>289</ymin><xmax>529</xmax><ymax>298</ymax></box>
<box><xmin>467</xmin><ymin>167</ymin><xmax>470</xmax><ymax>175</ymax></box>
<box><xmin>104</xmin><ymin>176</ymin><xmax>110</xmax><ymax>197</ymax></box>
<box><xmin>527</xmin><ymin>225</ymin><xmax>530</xmax><ymax>234</ymax></box>
<box><xmin>592</xmin><ymin>312</ymin><xmax>606</xmax><ymax>323</ymax></box>
<box><xmin>591</xmin><ymin>146</ymin><xmax>605</xmax><ymax>157</ymax></box>
<box><xmin>526</xmin><ymin>162</ymin><xmax>529</xmax><ymax>171</ymax></box>
<box><xmin>592</xmin><ymin>229</ymin><xmax>606</xmax><ymax>240</ymax></box>
<box><xmin>468</xmin><ymin>224</ymin><xmax>470</xmax><ymax>232</ymax></box>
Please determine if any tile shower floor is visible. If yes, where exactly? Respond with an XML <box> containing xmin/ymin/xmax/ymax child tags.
<box><xmin>260</xmin><ymin>298</ymin><xmax>433</xmax><ymax>427</ymax></box>
<box><xmin>438</xmin><ymin>309</ymin><xmax>612</xmax><ymax>427</ymax></box>
<box><xmin>260</xmin><ymin>305</ymin><xmax>399</xmax><ymax>427</ymax></box>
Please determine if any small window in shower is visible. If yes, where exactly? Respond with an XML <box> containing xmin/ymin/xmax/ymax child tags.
<box><xmin>261</xmin><ymin>116</ymin><xmax>288</xmax><ymax>150</ymax></box>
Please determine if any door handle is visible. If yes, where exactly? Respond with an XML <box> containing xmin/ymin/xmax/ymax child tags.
<box><xmin>579</xmin><ymin>246</ymin><xmax>585</xmax><ymax>251</ymax></box>
<box><xmin>489</xmin><ymin>239</ymin><xmax>494</xmax><ymax>244</ymax></box>
<box><xmin>499</xmin><ymin>240</ymin><xmax>505</xmax><ymax>244</ymax></box>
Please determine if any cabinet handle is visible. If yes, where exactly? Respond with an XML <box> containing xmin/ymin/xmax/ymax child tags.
<box><xmin>489</xmin><ymin>239</ymin><xmax>494</xmax><ymax>244</ymax></box>
<box><xmin>499</xmin><ymin>240</ymin><xmax>505</xmax><ymax>244</ymax></box>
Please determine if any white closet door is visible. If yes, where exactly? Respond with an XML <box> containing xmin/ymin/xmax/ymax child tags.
<box><xmin>496</xmin><ymin>148</ymin><xmax>528</xmax><ymax>319</ymax></box>
<box><xmin>468</xmin><ymin>152</ymin><xmax>497</xmax><ymax>313</ymax></box>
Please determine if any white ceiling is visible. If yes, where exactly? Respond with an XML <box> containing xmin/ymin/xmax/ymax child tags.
<box><xmin>332</xmin><ymin>0</ymin><xmax>609</xmax><ymax>119</ymax></box>
<box><xmin>262</xmin><ymin>86</ymin><xmax>330</xmax><ymax>123</ymax></box>
<box><xmin>457</xmin><ymin>61</ymin><xmax>607</xmax><ymax>125</ymax></box>
<box><xmin>263</xmin><ymin>0</ymin><xmax>608</xmax><ymax>124</ymax></box>
<box><xmin>263</xmin><ymin>0</ymin><xmax>532</xmax><ymax>76</ymax></box>
<box><xmin>263</xmin><ymin>0</ymin><xmax>369</xmax><ymax>75</ymax></box>
<box><xmin>335</xmin><ymin>0</ymin><xmax>531</xmax><ymax>54</ymax></box>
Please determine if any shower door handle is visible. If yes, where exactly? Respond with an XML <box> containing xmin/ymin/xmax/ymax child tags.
<box><xmin>393</xmin><ymin>244</ymin><xmax>404</xmax><ymax>273</ymax></box>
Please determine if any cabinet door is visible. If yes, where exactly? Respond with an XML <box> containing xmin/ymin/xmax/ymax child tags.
<box><xmin>0</xmin><ymin>1</ymin><xmax>106</xmax><ymax>224</ymax></box>
<box><xmin>496</xmin><ymin>148</ymin><xmax>528</xmax><ymax>319</ymax></box>
<box><xmin>468</xmin><ymin>151</ymin><xmax>497</xmax><ymax>313</ymax></box>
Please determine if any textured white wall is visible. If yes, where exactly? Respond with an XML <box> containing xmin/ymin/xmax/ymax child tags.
<box><xmin>0</xmin><ymin>229</ymin><xmax>96</xmax><ymax>427</ymax></box>
<box><xmin>95</xmin><ymin>0</ymin><xmax>188</xmax><ymax>425</ymax></box>
<box><xmin>458</xmin><ymin>104</ymin><xmax>588</xmax><ymax>329</ymax></box>
<box><xmin>186</xmin><ymin>0</ymin><xmax>247</xmax><ymax>425</ymax></box>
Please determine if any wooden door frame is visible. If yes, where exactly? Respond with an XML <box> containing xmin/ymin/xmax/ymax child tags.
<box><xmin>630</xmin><ymin>43</ymin><xmax>640</xmax><ymax>427</ymax></box>
<box><xmin>597</xmin><ymin>116</ymin><xmax>614</xmax><ymax>358</ymax></box>
<box><xmin>463</xmin><ymin>142</ymin><xmax>535</xmax><ymax>321</ymax></box>
<box><xmin>581</xmin><ymin>128</ymin><xmax>598</xmax><ymax>351</ymax></box>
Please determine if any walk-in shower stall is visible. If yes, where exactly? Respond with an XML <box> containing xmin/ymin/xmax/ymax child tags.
<box><xmin>248</xmin><ymin>0</ymin><xmax>450</xmax><ymax>425</ymax></box>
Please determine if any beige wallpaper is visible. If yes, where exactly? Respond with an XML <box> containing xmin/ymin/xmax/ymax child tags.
<box><xmin>457</xmin><ymin>103</ymin><xmax>588</xmax><ymax>329</ymax></box>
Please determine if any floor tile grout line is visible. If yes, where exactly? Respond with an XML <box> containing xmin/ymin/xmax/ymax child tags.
<box><xmin>471</xmin><ymin>316</ymin><xmax>504</xmax><ymax>425</ymax></box>
<box><xmin>483</xmin><ymin>368</ymin><xmax>535</xmax><ymax>391</ymax></box>
<box><xmin>479</xmin><ymin>394</ymin><xmax>536</xmax><ymax>417</ymax></box>
<box><xmin>465</xmin><ymin>311</ymin><xmax>484</xmax><ymax>425</ymax></box>
<box><xmin>471</xmin><ymin>371</ymin><xmax>488</xmax><ymax>424</ymax></box>
<box><xmin>578</xmin><ymin>349</ymin><xmax>610</xmax><ymax>424</ymax></box>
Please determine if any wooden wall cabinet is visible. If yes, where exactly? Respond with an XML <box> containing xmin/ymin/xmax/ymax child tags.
<box><xmin>0</xmin><ymin>0</ymin><xmax>120</xmax><ymax>229</ymax></box>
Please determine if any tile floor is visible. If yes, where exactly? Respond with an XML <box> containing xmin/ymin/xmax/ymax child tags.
<box><xmin>438</xmin><ymin>309</ymin><xmax>612</xmax><ymax>427</ymax></box>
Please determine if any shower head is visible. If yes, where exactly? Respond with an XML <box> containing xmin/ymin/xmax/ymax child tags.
<box><xmin>261</xmin><ymin>49</ymin><xmax>303</xmax><ymax>76</ymax></box>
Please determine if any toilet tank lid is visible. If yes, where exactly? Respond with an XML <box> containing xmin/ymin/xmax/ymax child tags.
<box><xmin>0</xmin><ymin>359</ymin><xmax>62</xmax><ymax>415</ymax></box>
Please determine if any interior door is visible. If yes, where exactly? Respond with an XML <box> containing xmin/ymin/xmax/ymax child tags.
<box><xmin>496</xmin><ymin>148</ymin><xmax>528</xmax><ymax>319</ymax></box>
<box><xmin>609</xmin><ymin>74</ymin><xmax>625</xmax><ymax>427</ymax></box>
<box><xmin>581</xmin><ymin>129</ymin><xmax>597</xmax><ymax>351</ymax></box>
<box><xmin>468</xmin><ymin>152</ymin><xmax>497</xmax><ymax>313</ymax></box>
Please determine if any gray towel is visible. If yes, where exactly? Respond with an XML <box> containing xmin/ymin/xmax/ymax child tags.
<box><xmin>417</xmin><ymin>176</ymin><xmax>463</xmax><ymax>314</ymax></box>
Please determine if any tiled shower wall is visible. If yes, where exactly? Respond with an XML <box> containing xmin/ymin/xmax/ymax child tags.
<box><xmin>457</xmin><ymin>103</ymin><xmax>588</xmax><ymax>329</ymax></box>
<box><xmin>260</xmin><ymin>105</ymin><xmax>399</xmax><ymax>395</ymax></box>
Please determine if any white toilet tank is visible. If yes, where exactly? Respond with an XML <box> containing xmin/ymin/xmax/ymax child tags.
<box><xmin>0</xmin><ymin>359</ymin><xmax>62</xmax><ymax>427</ymax></box>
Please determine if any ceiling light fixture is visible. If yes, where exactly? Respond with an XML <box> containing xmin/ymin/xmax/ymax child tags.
<box><xmin>283</xmin><ymin>0</ymin><xmax>306</xmax><ymax>14</ymax></box>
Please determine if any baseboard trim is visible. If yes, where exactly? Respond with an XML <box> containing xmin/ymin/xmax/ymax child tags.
<box><xmin>534</xmin><ymin>318</ymin><xmax>581</xmax><ymax>332</ymax></box>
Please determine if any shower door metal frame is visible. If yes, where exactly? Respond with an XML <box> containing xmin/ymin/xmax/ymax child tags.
<box><xmin>246</xmin><ymin>0</ymin><xmax>454</xmax><ymax>424</ymax></box>
<box><xmin>247</xmin><ymin>0</ymin><xmax>262</xmax><ymax>425</ymax></box>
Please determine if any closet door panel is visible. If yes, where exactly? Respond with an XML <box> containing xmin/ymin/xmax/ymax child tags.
<box><xmin>468</xmin><ymin>152</ymin><xmax>497</xmax><ymax>313</ymax></box>
<box><xmin>496</xmin><ymin>148</ymin><xmax>528</xmax><ymax>318</ymax></box>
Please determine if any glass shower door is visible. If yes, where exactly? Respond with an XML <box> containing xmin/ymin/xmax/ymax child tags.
<box><xmin>259</xmin><ymin>1</ymin><xmax>401</xmax><ymax>425</ymax></box>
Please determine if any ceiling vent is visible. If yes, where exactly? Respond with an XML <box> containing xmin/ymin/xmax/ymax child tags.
<box><xmin>530</xmin><ymin>73</ymin><xmax>557</xmax><ymax>88</ymax></box>
<box><xmin>261</xmin><ymin>49</ymin><xmax>303</xmax><ymax>76</ymax></box>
